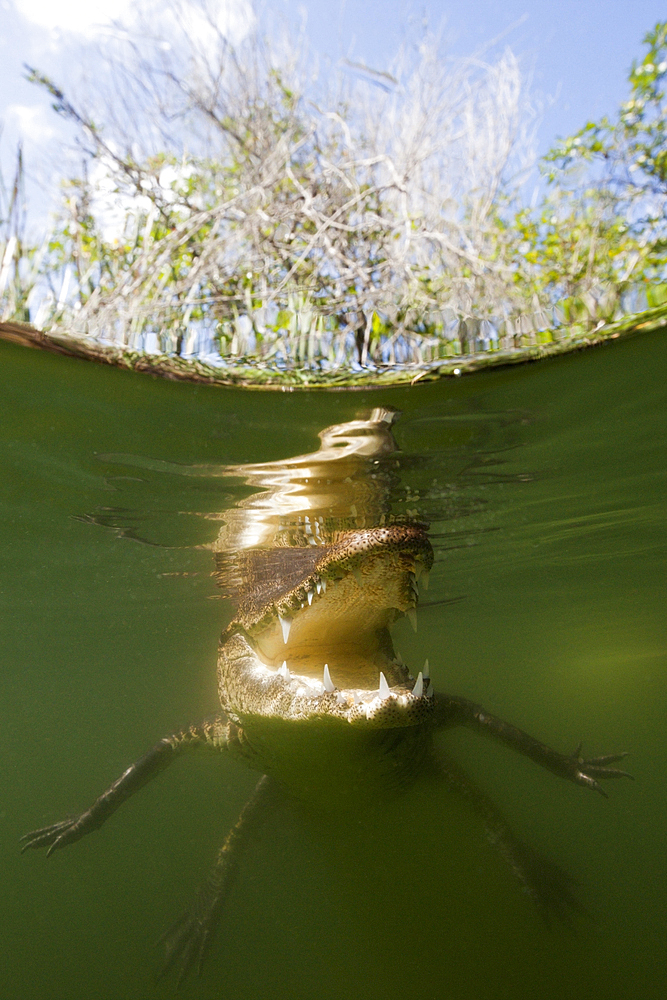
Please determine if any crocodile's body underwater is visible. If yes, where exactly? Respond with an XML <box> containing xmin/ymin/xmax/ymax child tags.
<box><xmin>22</xmin><ymin>408</ymin><xmax>632</xmax><ymax>982</ymax></box>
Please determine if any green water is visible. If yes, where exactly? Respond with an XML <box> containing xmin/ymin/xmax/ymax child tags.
<box><xmin>1</xmin><ymin>330</ymin><xmax>665</xmax><ymax>1000</ymax></box>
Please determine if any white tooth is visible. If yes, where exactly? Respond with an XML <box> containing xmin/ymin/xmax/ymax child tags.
<box><xmin>421</xmin><ymin>570</ymin><xmax>429</xmax><ymax>591</ymax></box>
<box><xmin>406</xmin><ymin>607</ymin><xmax>417</xmax><ymax>633</ymax></box>
<box><xmin>352</xmin><ymin>566</ymin><xmax>363</xmax><ymax>588</ymax></box>
<box><xmin>353</xmin><ymin>692</ymin><xmax>361</xmax><ymax>705</ymax></box>
<box><xmin>426</xmin><ymin>685</ymin><xmax>434</xmax><ymax>698</ymax></box>
<box><xmin>335</xmin><ymin>690</ymin><xmax>346</xmax><ymax>705</ymax></box>
<box><xmin>279</xmin><ymin>661</ymin><xmax>291</xmax><ymax>681</ymax></box>
<box><xmin>412</xmin><ymin>672</ymin><xmax>424</xmax><ymax>697</ymax></box>
<box><xmin>323</xmin><ymin>664</ymin><xmax>335</xmax><ymax>693</ymax></box>
<box><xmin>321</xmin><ymin>578</ymin><xmax>327</xmax><ymax>593</ymax></box>
<box><xmin>378</xmin><ymin>672</ymin><xmax>391</xmax><ymax>699</ymax></box>
<box><xmin>423</xmin><ymin>658</ymin><xmax>430</xmax><ymax>680</ymax></box>
<box><xmin>279</xmin><ymin>615</ymin><xmax>292</xmax><ymax>643</ymax></box>
<box><xmin>316</xmin><ymin>578</ymin><xmax>322</xmax><ymax>594</ymax></box>
<box><xmin>307</xmin><ymin>589</ymin><xmax>314</xmax><ymax>605</ymax></box>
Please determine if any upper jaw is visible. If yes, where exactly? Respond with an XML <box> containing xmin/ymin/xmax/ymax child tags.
<box><xmin>219</xmin><ymin>524</ymin><xmax>434</xmax><ymax>725</ymax></box>
<box><xmin>243</xmin><ymin>526</ymin><xmax>431</xmax><ymax>670</ymax></box>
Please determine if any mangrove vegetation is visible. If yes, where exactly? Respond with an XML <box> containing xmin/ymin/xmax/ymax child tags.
<box><xmin>1</xmin><ymin>11</ymin><xmax>666</xmax><ymax>386</ymax></box>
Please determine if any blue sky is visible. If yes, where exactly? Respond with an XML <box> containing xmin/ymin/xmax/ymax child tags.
<box><xmin>0</xmin><ymin>0</ymin><xmax>663</xmax><ymax>227</ymax></box>
<box><xmin>303</xmin><ymin>0</ymin><xmax>662</xmax><ymax>150</ymax></box>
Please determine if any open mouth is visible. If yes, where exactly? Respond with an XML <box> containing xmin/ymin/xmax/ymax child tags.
<box><xmin>221</xmin><ymin>525</ymin><xmax>435</xmax><ymax>724</ymax></box>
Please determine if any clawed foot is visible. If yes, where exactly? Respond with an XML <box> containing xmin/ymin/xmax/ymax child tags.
<box><xmin>157</xmin><ymin>882</ymin><xmax>226</xmax><ymax>987</ymax></box>
<box><xmin>20</xmin><ymin>814</ymin><xmax>92</xmax><ymax>857</ymax></box>
<box><xmin>565</xmin><ymin>747</ymin><xmax>633</xmax><ymax>797</ymax></box>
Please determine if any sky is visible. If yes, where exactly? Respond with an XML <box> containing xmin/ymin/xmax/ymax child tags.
<box><xmin>0</xmin><ymin>0</ymin><xmax>663</xmax><ymax>230</ymax></box>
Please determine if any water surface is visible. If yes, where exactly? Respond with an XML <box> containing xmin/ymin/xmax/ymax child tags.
<box><xmin>1</xmin><ymin>329</ymin><xmax>665</xmax><ymax>999</ymax></box>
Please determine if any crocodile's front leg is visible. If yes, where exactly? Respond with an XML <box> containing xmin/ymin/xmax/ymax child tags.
<box><xmin>158</xmin><ymin>775</ymin><xmax>277</xmax><ymax>985</ymax></box>
<box><xmin>435</xmin><ymin>694</ymin><xmax>632</xmax><ymax>796</ymax></box>
<box><xmin>21</xmin><ymin>716</ymin><xmax>234</xmax><ymax>856</ymax></box>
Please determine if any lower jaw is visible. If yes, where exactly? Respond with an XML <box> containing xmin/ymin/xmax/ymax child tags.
<box><xmin>260</xmin><ymin>651</ymin><xmax>400</xmax><ymax>691</ymax></box>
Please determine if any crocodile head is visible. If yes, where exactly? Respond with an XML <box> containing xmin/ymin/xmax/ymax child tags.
<box><xmin>216</xmin><ymin>408</ymin><xmax>435</xmax><ymax>730</ymax></box>
<box><xmin>218</xmin><ymin>528</ymin><xmax>434</xmax><ymax>728</ymax></box>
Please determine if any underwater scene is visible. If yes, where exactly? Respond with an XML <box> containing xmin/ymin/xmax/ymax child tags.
<box><xmin>1</xmin><ymin>326</ymin><xmax>665</xmax><ymax>999</ymax></box>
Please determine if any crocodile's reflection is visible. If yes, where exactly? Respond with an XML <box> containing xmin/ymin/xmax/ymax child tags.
<box><xmin>21</xmin><ymin>408</ymin><xmax>632</xmax><ymax>983</ymax></box>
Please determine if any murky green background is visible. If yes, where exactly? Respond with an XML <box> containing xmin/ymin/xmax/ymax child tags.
<box><xmin>1</xmin><ymin>329</ymin><xmax>665</xmax><ymax>1000</ymax></box>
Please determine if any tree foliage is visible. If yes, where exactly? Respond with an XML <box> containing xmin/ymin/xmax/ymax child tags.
<box><xmin>533</xmin><ymin>21</ymin><xmax>667</xmax><ymax>323</ymax></box>
<box><xmin>2</xmin><ymin>13</ymin><xmax>667</xmax><ymax>369</ymax></box>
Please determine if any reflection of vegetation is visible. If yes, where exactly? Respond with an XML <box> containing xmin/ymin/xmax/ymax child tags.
<box><xmin>0</xmin><ymin>145</ymin><xmax>44</xmax><ymax>325</ymax></box>
<box><xmin>1</xmin><ymin>16</ymin><xmax>666</xmax><ymax>380</ymax></box>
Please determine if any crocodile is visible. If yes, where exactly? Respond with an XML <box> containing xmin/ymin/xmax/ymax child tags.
<box><xmin>21</xmin><ymin>407</ymin><xmax>632</xmax><ymax>982</ymax></box>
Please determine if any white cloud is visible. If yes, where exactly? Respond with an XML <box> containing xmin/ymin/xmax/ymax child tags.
<box><xmin>12</xmin><ymin>0</ymin><xmax>134</xmax><ymax>34</ymax></box>
<box><xmin>86</xmin><ymin>157</ymin><xmax>153</xmax><ymax>244</ymax></box>
<box><xmin>12</xmin><ymin>0</ymin><xmax>253</xmax><ymax>43</ymax></box>
<box><xmin>86</xmin><ymin>157</ymin><xmax>200</xmax><ymax>243</ymax></box>
<box><xmin>176</xmin><ymin>0</ymin><xmax>254</xmax><ymax>51</ymax></box>
<box><xmin>4</xmin><ymin>102</ymin><xmax>58</xmax><ymax>142</ymax></box>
